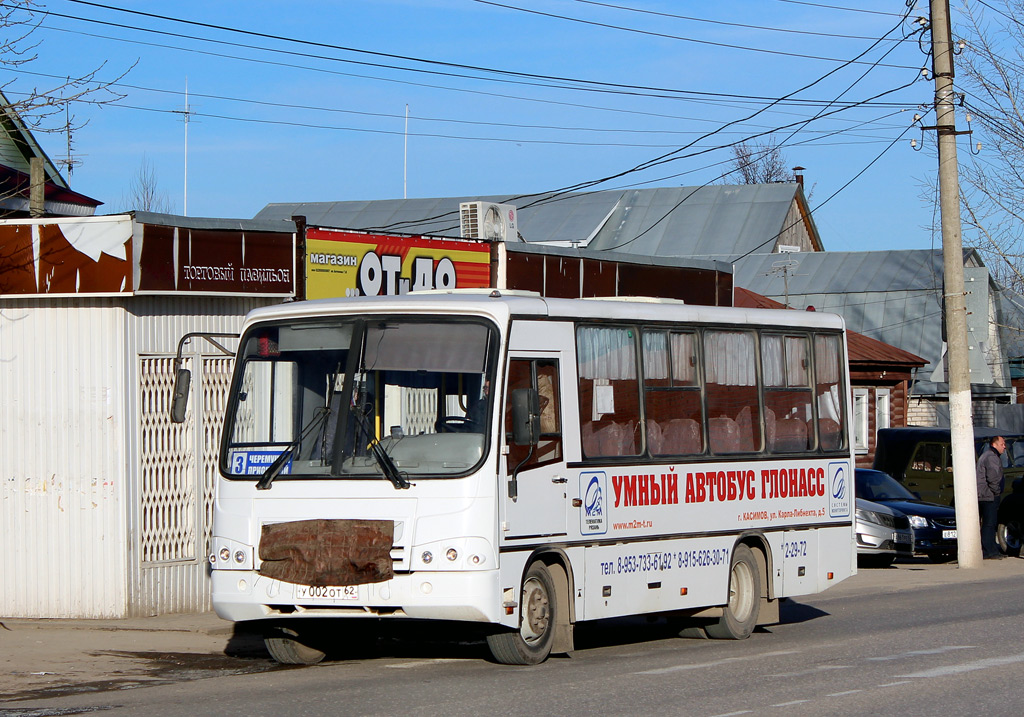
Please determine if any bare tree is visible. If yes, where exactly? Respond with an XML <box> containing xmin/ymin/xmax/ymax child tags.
<box><xmin>121</xmin><ymin>155</ymin><xmax>175</xmax><ymax>214</ymax></box>
<box><xmin>1</xmin><ymin>1</ymin><xmax>129</xmax><ymax>133</ymax></box>
<box><xmin>725</xmin><ymin>138</ymin><xmax>796</xmax><ymax>185</ymax></box>
<box><xmin>953</xmin><ymin>0</ymin><xmax>1024</xmax><ymax>292</ymax></box>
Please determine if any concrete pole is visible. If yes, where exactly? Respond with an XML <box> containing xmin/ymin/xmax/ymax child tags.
<box><xmin>930</xmin><ymin>0</ymin><xmax>982</xmax><ymax>568</ymax></box>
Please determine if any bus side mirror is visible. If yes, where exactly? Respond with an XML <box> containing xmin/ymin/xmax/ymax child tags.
<box><xmin>510</xmin><ymin>388</ymin><xmax>540</xmax><ymax>446</ymax></box>
<box><xmin>170</xmin><ymin>368</ymin><xmax>192</xmax><ymax>423</ymax></box>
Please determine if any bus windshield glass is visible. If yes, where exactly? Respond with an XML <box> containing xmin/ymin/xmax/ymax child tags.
<box><xmin>222</xmin><ymin>316</ymin><xmax>497</xmax><ymax>482</ymax></box>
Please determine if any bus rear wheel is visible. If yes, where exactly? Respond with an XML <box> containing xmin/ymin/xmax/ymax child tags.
<box><xmin>487</xmin><ymin>562</ymin><xmax>555</xmax><ymax>665</ymax></box>
<box><xmin>706</xmin><ymin>544</ymin><xmax>760</xmax><ymax>640</ymax></box>
<box><xmin>264</xmin><ymin>625</ymin><xmax>327</xmax><ymax>665</ymax></box>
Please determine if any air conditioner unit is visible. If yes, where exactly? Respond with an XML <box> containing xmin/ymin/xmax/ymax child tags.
<box><xmin>459</xmin><ymin>201</ymin><xmax>519</xmax><ymax>242</ymax></box>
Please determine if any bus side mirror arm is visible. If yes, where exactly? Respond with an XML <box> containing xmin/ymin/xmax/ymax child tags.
<box><xmin>168</xmin><ymin>331</ymin><xmax>239</xmax><ymax>424</ymax></box>
<box><xmin>508</xmin><ymin>388</ymin><xmax>540</xmax><ymax>501</ymax></box>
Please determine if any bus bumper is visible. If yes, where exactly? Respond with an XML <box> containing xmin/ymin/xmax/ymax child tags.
<box><xmin>211</xmin><ymin>568</ymin><xmax>503</xmax><ymax>624</ymax></box>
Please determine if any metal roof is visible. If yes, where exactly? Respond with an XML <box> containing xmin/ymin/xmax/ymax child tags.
<box><xmin>733</xmin><ymin>249</ymin><xmax>1012</xmax><ymax>394</ymax></box>
<box><xmin>130</xmin><ymin>210</ymin><xmax>296</xmax><ymax>234</ymax></box>
<box><xmin>254</xmin><ymin>184</ymin><xmax>805</xmax><ymax>256</ymax></box>
<box><xmin>733</xmin><ymin>287</ymin><xmax>926</xmax><ymax>367</ymax></box>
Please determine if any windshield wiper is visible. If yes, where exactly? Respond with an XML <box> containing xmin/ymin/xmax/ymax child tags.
<box><xmin>349</xmin><ymin>406</ymin><xmax>411</xmax><ymax>490</ymax></box>
<box><xmin>256</xmin><ymin>407</ymin><xmax>331</xmax><ymax>491</ymax></box>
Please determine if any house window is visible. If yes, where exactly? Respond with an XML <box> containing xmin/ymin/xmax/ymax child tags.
<box><xmin>853</xmin><ymin>388</ymin><xmax>869</xmax><ymax>454</ymax></box>
<box><xmin>875</xmin><ymin>388</ymin><xmax>891</xmax><ymax>440</ymax></box>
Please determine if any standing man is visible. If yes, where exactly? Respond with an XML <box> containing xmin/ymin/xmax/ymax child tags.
<box><xmin>977</xmin><ymin>435</ymin><xmax>1007</xmax><ymax>560</ymax></box>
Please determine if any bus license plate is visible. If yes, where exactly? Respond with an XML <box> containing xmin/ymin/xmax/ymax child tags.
<box><xmin>295</xmin><ymin>584</ymin><xmax>359</xmax><ymax>601</ymax></box>
<box><xmin>942</xmin><ymin>529</ymin><xmax>957</xmax><ymax>540</ymax></box>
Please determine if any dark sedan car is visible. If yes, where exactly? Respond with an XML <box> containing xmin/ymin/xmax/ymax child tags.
<box><xmin>855</xmin><ymin>468</ymin><xmax>958</xmax><ymax>561</ymax></box>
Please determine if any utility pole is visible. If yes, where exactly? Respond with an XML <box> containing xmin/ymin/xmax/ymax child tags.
<box><xmin>404</xmin><ymin>103</ymin><xmax>409</xmax><ymax>199</ymax></box>
<box><xmin>183</xmin><ymin>80</ymin><xmax>190</xmax><ymax>216</ymax></box>
<box><xmin>29</xmin><ymin>157</ymin><xmax>45</xmax><ymax>217</ymax></box>
<box><xmin>930</xmin><ymin>0</ymin><xmax>981</xmax><ymax>568</ymax></box>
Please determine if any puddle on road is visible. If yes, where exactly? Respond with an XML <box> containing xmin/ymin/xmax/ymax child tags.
<box><xmin>0</xmin><ymin>707</ymin><xmax>116</xmax><ymax>716</ymax></box>
<box><xmin>3</xmin><ymin>647</ymin><xmax>284</xmax><ymax>704</ymax></box>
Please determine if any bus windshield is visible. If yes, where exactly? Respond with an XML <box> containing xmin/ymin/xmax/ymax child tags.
<box><xmin>222</xmin><ymin>316</ymin><xmax>497</xmax><ymax>483</ymax></box>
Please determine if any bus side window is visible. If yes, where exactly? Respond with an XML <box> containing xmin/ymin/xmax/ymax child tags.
<box><xmin>576</xmin><ymin>326</ymin><xmax>641</xmax><ymax>458</ymax></box>
<box><xmin>762</xmin><ymin>334</ymin><xmax>813</xmax><ymax>453</ymax></box>
<box><xmin>504</xmin><ymin>359</ymin><xmax>563</xmax><ymax>474</ymax></box>
<box><xmin>704</xmin><ymin>330</ymin><xmax>761</xmax><ymax>454</ymax></box>
<box><xmin>643</xmin><ymin>330</ymin><xmax>704</xmax><ymax>456</ymax></box>
<box><xmin>813</xmin><ymin>334</ymin><xmax>847</xmax><ymax>451</ymax></box>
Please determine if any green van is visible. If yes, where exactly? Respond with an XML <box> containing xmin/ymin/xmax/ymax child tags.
<box><xmin>873</xmin><ymin>426</ymin><xmax>1024</xmax><ymax>554</ymax></box>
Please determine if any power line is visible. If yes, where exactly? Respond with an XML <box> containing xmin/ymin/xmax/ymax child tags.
<box><xmin>568</xmin><ymin>0</ymin><xmax>914</xmax><ymax>41</ymax></box>
<box><xmin>730</xmin><ymin>124</ymin><xmax>915</xmax><ymax>263</ymax></box>
<box><xmin>40</xmin><ymin>0</ymin><xmax>919</xmax><ymax>103</ymax></box>
<box><xmin>0</xmin><ymin>65</ymin><xmax>913</xmax><ymax>141</ymax></box>
<box><xmin>515</xmin><ymin>8</ymin><xmax>924</xmax><ymax>215</ymax></box>
<box><xmin>473</xmin><ymin>0</ymin><xmax>918</xmax><ymax>70</ymax></box>
<box><xmin>770</xmin><ymin>0</ymin><xmax>911</xmax><ymax>18</ymax></box>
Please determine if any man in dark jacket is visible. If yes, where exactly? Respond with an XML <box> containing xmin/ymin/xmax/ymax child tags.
<box><xmin>977</xmin><ymin>435</ymin><xmax>1007</xmax><ymax>559</ymax></box>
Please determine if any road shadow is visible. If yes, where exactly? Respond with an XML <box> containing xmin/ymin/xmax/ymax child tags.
<box><xmin>777</xmin><ymin>598</ymin><xmax>830</xmax><ymax>625</ymax></box>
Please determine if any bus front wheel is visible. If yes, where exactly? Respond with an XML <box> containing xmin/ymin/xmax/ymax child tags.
<box><xmin>705</xmin><ymin>544</ymin><xmax>760</xmax><ymax>640</ymax></box>
<box><xmin>487</xmin><ymin>562</ymin><xmax>556</xmax><ymax>665</ymax></box>
<box><xmin>264</xmin><ymin>625</ymin><xmax>327</xmax><ymax>665</ymax></box>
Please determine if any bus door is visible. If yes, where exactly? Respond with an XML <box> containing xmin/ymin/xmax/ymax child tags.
<box><xmin>501</xmin><ymin>344</ymin><xmax>569</xmax><ymax>541</ymax></box>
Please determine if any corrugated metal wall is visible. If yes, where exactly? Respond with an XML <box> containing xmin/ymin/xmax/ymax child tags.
<box><xmin>125</xmin><ymin>296</ymin><xmax>275</xmax><ymax>616</ymax></box>
<box><xmin>0</xmin><ymin>298</ymin><xmax>129</xmax><ymax>618</ymax></box>
<box><xmin>0</xmin><ymin>295</ymin><xmax>277</xmax><ymax>618</ymax></box>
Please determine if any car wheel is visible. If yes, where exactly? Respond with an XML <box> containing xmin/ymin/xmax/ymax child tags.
<box><xmin>997</xmin><ymin>522</ymin><xmax>1022</xmax><ymax>557</ymax></box>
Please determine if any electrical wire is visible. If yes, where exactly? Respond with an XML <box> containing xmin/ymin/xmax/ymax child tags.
<box><xmin>509</xmin><ymin>5</ymin><xmax>923</xmax><ymax>211</ymax></box>
<box><xmin>568</xmin><ymin>0</ymin><xmax>912</xmax><ymax>41</ymax></box>
<box><xmin>770</xmin><ymin>0</ymin><xmax>910</xmax><ymax>18</ymax></box>
<box><xmin>729</xmin><ymin>124</ymin><xmax>916</xmax><ymax>263</ymax></box>
<box><xmin>37</xmin><ymin>0</ymin><xmax>917</xmax><ymax>102</ymax></box>
<box><xmin>0</xmin><ymin>64</ymin><xmax>911</xmax><ymax>140</ymax></box>
<box><xmin>473</xmin><ymin>0</ymin><xmax>918</xmax><ymax>70</ymax></box>
<box><xmin>32</xmin><ymin>22</ymin><xmax>915</xmax><ymax>135</ymax></box>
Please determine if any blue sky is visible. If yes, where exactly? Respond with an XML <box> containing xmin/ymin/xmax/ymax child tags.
<box><xmin>3</xmin><ymin>1</ymin><xmax>950</xmax><ymax>253</ymax></box>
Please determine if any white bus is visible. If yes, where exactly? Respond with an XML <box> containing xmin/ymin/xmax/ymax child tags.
<box><xmin>192</xmin><ymin>291</ymin><xmax>855</xmax><ymax>665</ymax></box>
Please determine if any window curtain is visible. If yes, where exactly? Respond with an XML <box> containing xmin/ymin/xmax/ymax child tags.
<box><xmin>786</xmin><ymin>336</ymin><xmax>809</xmax><ymax>386</ymax></box>
<box><xmin>705</xmin><ymin>331</ymin><xmax>755</xmax><ymax>386</ymax></box>
<box><xmin>814</xmin><ymin>334</ymin><xmax>840</xmax><ymax>383</ymax></box>
<box><xmin>578</xmin><ymin>326</ymin><xmax>637</xmax><ymax>380</ymax></box>
<box><xmin>670</xmin><ymin>332</ymin><xmax>696</xmax><ymax>384</ymax></box>
<box><xmin>762</xmin><ymin>335</ymin><xmax>784</xmax><ymax>387</ymax></box>
<box><xmin>643</xmin><ymin>331</ymin><xmax>669</xmax><ymax>380</ymax></box>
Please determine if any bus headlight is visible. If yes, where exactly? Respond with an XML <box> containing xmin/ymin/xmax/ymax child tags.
<box><xmin>209</xmin><ymin>537</ymin><xmax>254</xmax><ymax>570</ymax></box>
<box><xmin>413</xmin><ymin>537</ymin><xmax>494</xmax><ymax>570</ymax></box>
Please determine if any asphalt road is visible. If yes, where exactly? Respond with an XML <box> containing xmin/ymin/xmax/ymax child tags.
<box><xmin>4</xmin><ymin>560</ymin><xmax>1024</xmax><ymax>716</ymax></box>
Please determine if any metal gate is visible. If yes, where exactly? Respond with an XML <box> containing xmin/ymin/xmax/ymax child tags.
<box><xmin>136</xmin><ymin>354</ymin><xmax>234</xmax><ymax>614</ymax></box>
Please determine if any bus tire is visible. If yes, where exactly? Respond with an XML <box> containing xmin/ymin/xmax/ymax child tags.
<box><xmin>678</xmin><ymin>625</ymin><xmax>709</xmax><ymax>639</ymax></box>
<box><xmin>264</xmin><ymin>626</ymin><xmax>327</xmax><ymax>665</ymax></box>
<box><xmin>487</xmin><ymin>562</ymin><xmax>555</xmax><ymax>665</ymax></box>
<box><xmin>706</xmin><ymin>545</ymin><xmax>760</xmax><ymax>640</ymax></box>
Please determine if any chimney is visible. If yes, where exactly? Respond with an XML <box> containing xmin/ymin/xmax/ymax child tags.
<box><xmin>791</xmin><ymin>166</ymin><xmax>805</xmax><ymax>188</ymax></box>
